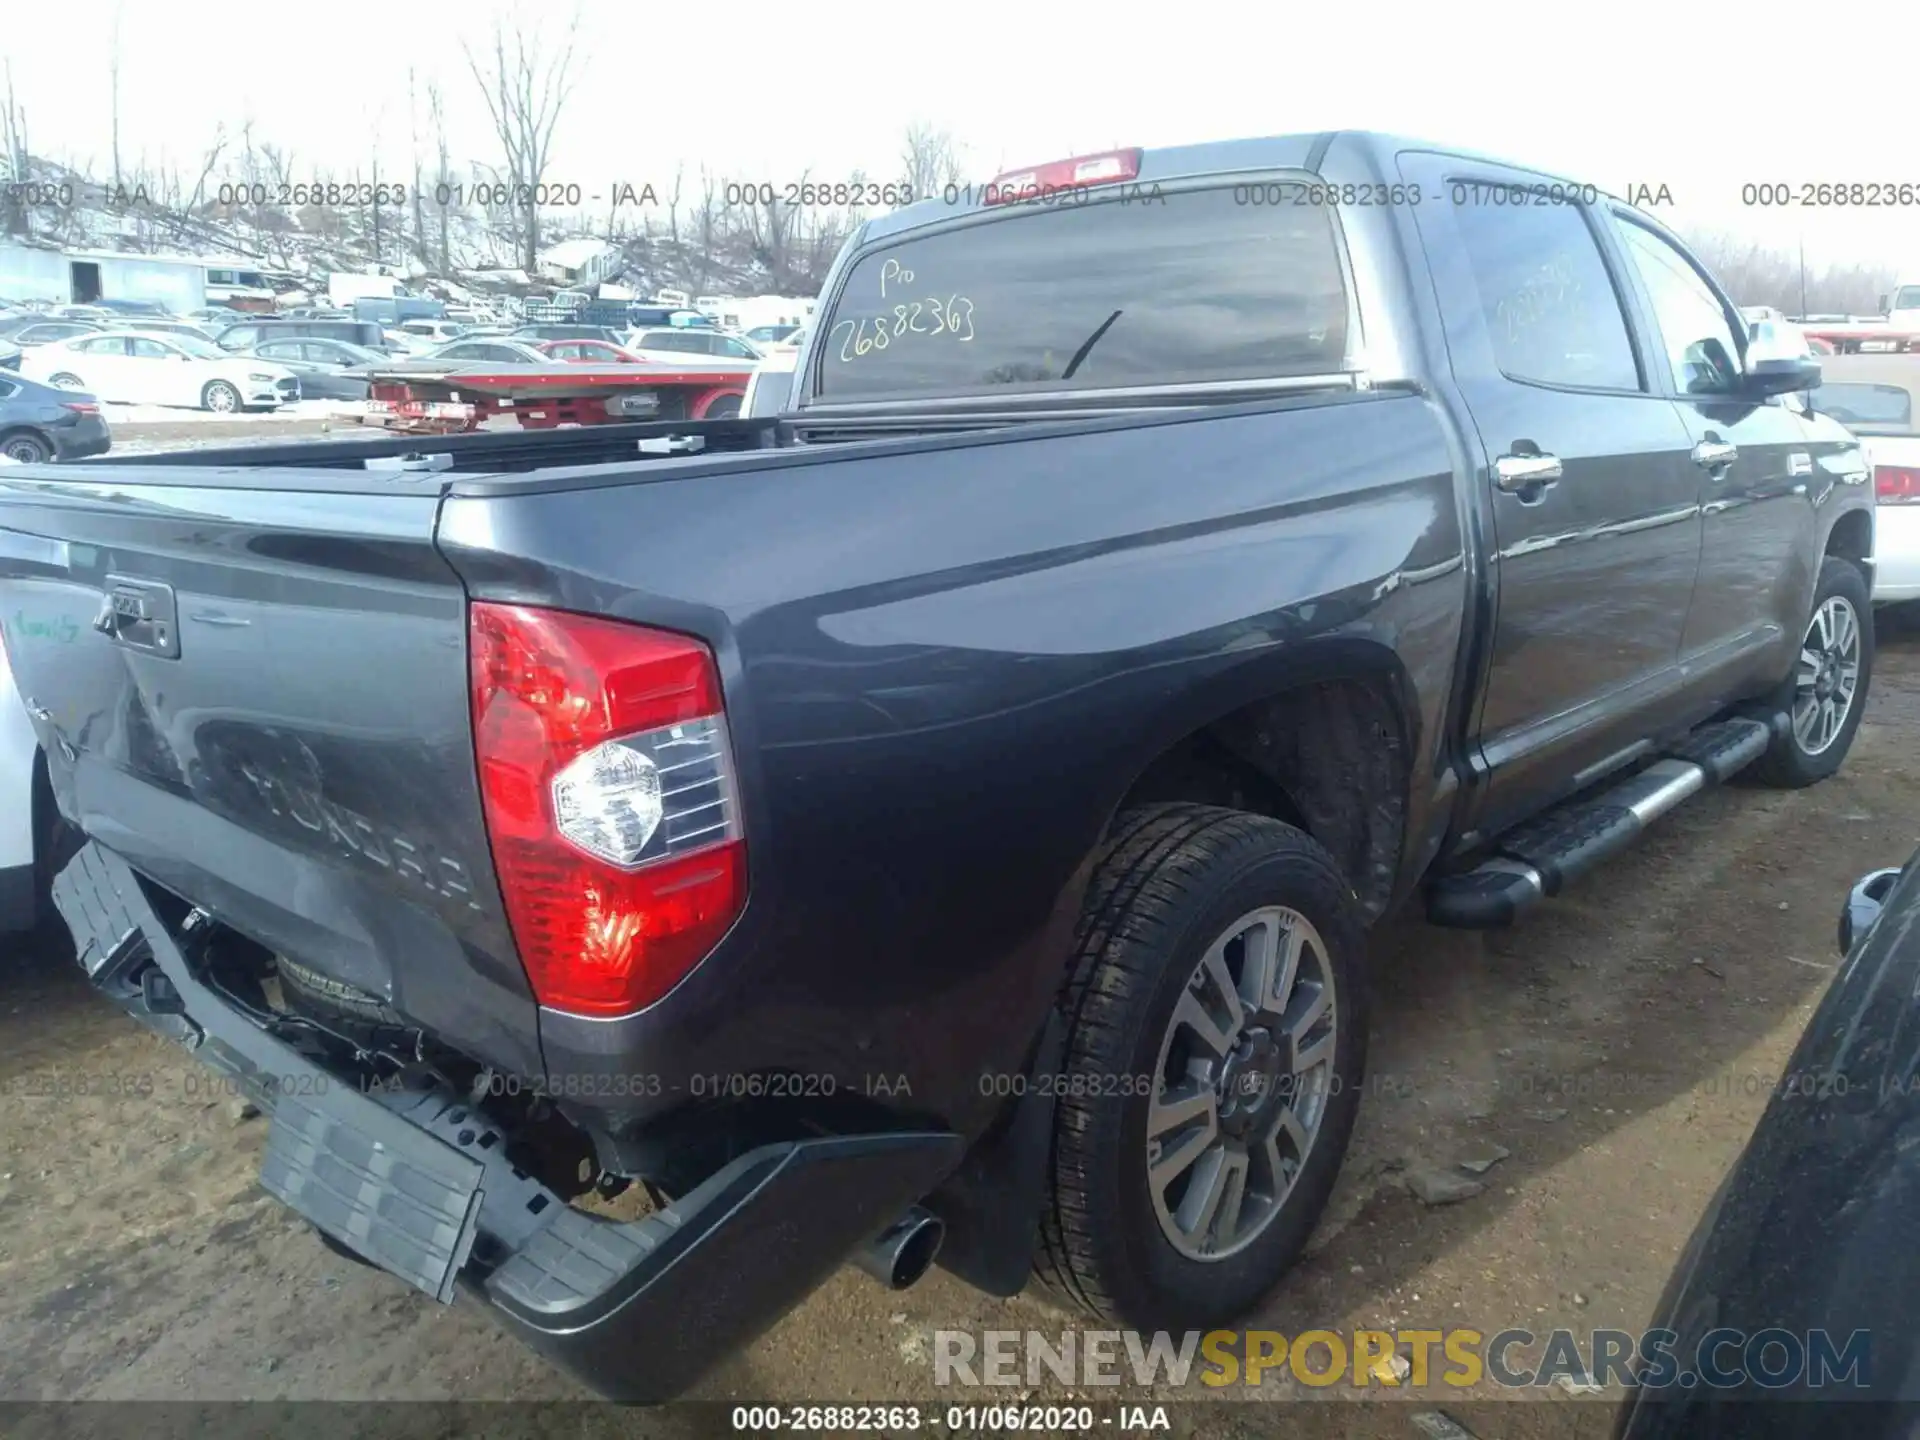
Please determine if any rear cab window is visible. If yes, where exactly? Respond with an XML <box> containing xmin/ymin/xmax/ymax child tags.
<box><xmin>810</xmin><ymin>181</ymin><xmax>1351</xmax><ymax>403</ymax></box>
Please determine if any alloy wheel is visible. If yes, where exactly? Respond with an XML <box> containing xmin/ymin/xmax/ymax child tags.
<box><xmin>1145</xmin><ymin>906</ymin><xmax>1339</xmax><ymax>1261</ymax></box>
<box><xmin>1794</xmin><ymin>595</ymin><xmax>1862</xmax><ymax>756</ymax></box>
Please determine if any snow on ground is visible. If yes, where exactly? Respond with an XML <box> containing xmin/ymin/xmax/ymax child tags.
<box><xmin>101</xmin><ymin>398</ymin><xmax>366</xmax><ymax>425</ymax></box>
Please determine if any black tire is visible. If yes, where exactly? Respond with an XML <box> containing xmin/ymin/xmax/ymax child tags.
<box><xmin>46</xmin><ymin>373</ymin><xmax>84</xmax><ymax>391</ymax></box>
<box><xmin>0</xmin><ymin>430</ymin><xmax>50</xmax><ymax>463</ymax></box>
<box><xmin>703</xmin><ymin>394</ymin><xmax>743</xmax><ymax>419</ymax></box>
<box><xmin>1754</xmin><ymin>555</ymin><xmax>1873</xmax><ymax>788</ymax></box>
<box><xmin>1033</xmin><ymin>803</ymin><xmax>1368</xmax><ymax>1330</ymax></box>
<box><xmin>202</xmin><ymin>380</ymin><xmax>241</xmax><ymax>413</ymax></box>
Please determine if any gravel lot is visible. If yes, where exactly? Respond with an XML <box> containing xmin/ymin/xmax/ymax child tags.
<box><xmin>4</xmin><ymin>415</ymin><xmax>1916</xmax><ymax>1438</ymax></box>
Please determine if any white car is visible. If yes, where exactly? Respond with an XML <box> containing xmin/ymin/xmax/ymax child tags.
<box><xmin>1813</xmin><ymin>356</ymin><xmax>1919</xmax><ymax>603</ymax></box>
<box><xmin>741</xmin><ymin>344</ymin><xmax>800</xmax><ymax>417</ymax></box>
<box><xmin>21</xmin><ymin>329</ymin><xmax>300</xmax><ymax>411</ymax></box>
<box><xmin>1</xmin><ymin>632</ymin><xmax>47</xmax><ymax>937</ymax></box>
<box><xmin>624</xmin><ymin>327</ymin><xmax>763</xmax><ymax>365</ymax></box>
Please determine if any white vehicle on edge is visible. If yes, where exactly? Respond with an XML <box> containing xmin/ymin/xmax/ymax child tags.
<box><xmin>1814</xmin><ymin>355</ymin><xmax>1920</xmax><ymax>604</ymax></box>
<box><xmin>0</xmin><ymin>629</ymin><xmax>48</xmax><ymax>937</ymax></box>
<box><xmin>20</xmin><ymin>330</ymin><xmax>299</xmax><ymax>412</ymax></box>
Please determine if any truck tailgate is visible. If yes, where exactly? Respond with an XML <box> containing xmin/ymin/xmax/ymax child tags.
<box><xmin>0</xmin><ymin>468</ymin><xmax>539</xmax><ymax>1077</ymax></box>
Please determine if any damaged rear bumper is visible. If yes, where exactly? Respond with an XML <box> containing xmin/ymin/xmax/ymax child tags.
<box><xmin>53</xmin><ymin>842</ymin><xmax>962</xmax><ymax>1403</ymax></box>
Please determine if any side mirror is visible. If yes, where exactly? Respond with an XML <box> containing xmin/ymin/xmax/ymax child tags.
<box><xmin>1880</xmin><ymin>294</ymin><xmax>1891</xmax><ymax>313</ymax></box>
<box><xmin>1744</xmin><ymin>320</ymin><xmax>1823</xmax><ymax>397</ymax></box>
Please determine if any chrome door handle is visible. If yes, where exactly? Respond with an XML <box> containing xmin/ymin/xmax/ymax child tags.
<box><xmin>1692</xmin><ymin>440</ymin><xmax>1738</xmax><ymax>470</ymax></box>
<box><xmin>1494</xmin><ymin>453</ymin><xmax>1564</xmax><ymax>493</ymax></box>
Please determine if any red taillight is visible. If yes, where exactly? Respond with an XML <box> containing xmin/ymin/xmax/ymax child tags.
<box><xmin>1875</xmin><ymin>465</ymin><xmax>1920</xmax><ymax>504</ymax></box>
<box><xmin>470</xmin><ymin>602</ymin><xmax>746</xmax><ymax>1016</ymax></box>
<box><xmin>61</xmin><ymin>401</ymin><xmax>99</xmax><ymax>414</ymax></box>
<box><xmin>985</xmin><ymin>148</ymin><xmax>1143</xmax><ymax>205</ymax></box>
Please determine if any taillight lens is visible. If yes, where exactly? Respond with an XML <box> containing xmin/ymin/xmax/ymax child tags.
<box><xmin>469</xmin><ymin>602</ymin><xmax>746</xmax><ymax>1016</ymax></box>
<box><xmin>61</xmin><ymin>401</ymin><xmax>99</xmax><ymax>414</ymax></box>
<box><xmin>1875</xmin><ymin>465</ymin><xmax>1920</xmax><ymax>504</ymax></box>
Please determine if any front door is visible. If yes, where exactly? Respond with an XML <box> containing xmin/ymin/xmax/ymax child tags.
<box><xmin>1399</xmin><ymin>155</ymin><xmax>1706</xmax><ymax>838</ymax></box>
<box><xmin>1608</xmin><ymin>215</ymin><xmax>1820</xmax><ymax>698</ymax></box>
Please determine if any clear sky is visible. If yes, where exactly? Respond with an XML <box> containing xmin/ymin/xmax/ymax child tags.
<box><xmin>3</xmin><ymin>0</ymin><xmax>1916</xmax><ymax>269</ymax></box>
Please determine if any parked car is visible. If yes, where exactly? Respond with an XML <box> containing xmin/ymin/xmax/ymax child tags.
<box><xmin>0</xmin><ymin>629</ymin><xmax>49</xmax><ymax>937</ymax></box>
<box><xmin>1</xmin><ymin>320</ymin><xmax>103</xmax><ymax>348</ymax></box>
<box><xmin>627</xmin><ymin>327</ymin><xmax>763</xmax><ymax>362</ymax></box>
<box><xmin>215</xmin><ymin>319</ymin><xmax>397</xmax><ymax>355</ymax></box>
<box><xmin>510</xmin><ymin>323</ymin><xmax>628</xmax><ymax>345</ymax></box>
<box><xmin>21</xmin><ymin>330</ymin><xmax>299</xmax><ymax>411</ymax></box>
<box><xmin>744</xmin><ymin>323</ymin><xmax>802</xmax><ymax>347</ymax></box>
<box><xmin>88</xmin><ymin>298</ymin><xmax>172</xmax><ymax>319</ymax></box>
<box><xmin>0</xmin><ymin>131</ymin><xmax>1874</xmax><ymax>1403</ymax></box>
<box><xmin>0</xmin><ymin>371</ymin><xmax>110</xmax><ymax>462</ymax></box>
<box><xmin>423</xmin><ymin>337</ymin><xmax>553</xmax><ymax>365</ymax></box>
<box><xmin>119</xmin><ymin>318</ymin><xmax>226</xmax><ymax>343</ymax></box>
<box><xmin>244</xmin><ymin>337</ymin><xmax>385</xmax><ymax>400</ymax></box>
<box><xmin>395</xmin><ymin>320</ymin><xmax>471</xmax><ymax>346</ymax></box>
<box><xmin>533</xmin><ymin>339</ymin><xmax>648</xmax><ymax>365</ymax></box>
<box><xmin>0</xmin><ymin>340</ymin><xmax>19</xmax><ymax>372</ymax></box>
<box><xmin>1614</xmin><ymin>848</ymin><xmax>1920</xmax><ymax>1435</ymax></box>
<box><xmin>740</xmin><ymin>344</ymin><xmax>798</xmax><ymax>416</ymax></box>
<box><xmin>1810</xmin><ymin>355</ymin><xmax>1918</xmax><ymax>606</ymax></box>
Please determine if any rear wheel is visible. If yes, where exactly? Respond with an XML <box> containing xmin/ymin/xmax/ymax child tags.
<box><xmin>703</xmin><ymin>393</ymin><xmax>742</xmax><ymax>419</ymax></box>
<box><xmin>0</xmin><ymin>431</ymin><xmax>50</xmax><ymax>463</ymax></box>
<box><xmin>1034</xmin><ymin>803</ymin><xmax>1368</xmax><ymax>1329</ymax></box>
<box><xmin>47</xmin><ymin>373</ymin><xmax>84</xmax><ymax>391</ymax></box>
<box><xmin>1755</xmin><ymin>555</ymin><xmax>1873</xmax><ymax>787</ymax></box>
<box><xmin>202</xmin><ymin>380</ymin><xmax>241</xmax><ymax>413</ymax></box>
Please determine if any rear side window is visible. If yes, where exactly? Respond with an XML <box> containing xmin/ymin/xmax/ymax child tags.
<box><xmin>1450</xmin><ymin>189</ymin><xmax>1639</xmax><ymax>392</ymax></box>
<box><xmin>814</xmin><ymin>182</ymin><xmax>1350</xmax><ymax>401</ymax></box>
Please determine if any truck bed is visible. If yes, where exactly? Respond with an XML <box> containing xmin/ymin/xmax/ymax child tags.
<box><xmin>0</xmin><ymin>386</ymin><xmax>1457</xmax><ymax>1124</ymax></box>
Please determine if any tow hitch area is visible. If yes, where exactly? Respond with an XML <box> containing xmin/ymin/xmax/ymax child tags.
<box><xmin>50</xmin><ymin>841</ymin><xmax>963</xmax><ymax>1402</ymax></box>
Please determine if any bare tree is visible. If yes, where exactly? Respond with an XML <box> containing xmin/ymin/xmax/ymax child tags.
<box><xmin>1685</xmin><ymin>231</ymin><xmax>1897</xmax><ymax>318</ymax></box>
<box><xmin>427</xmin><ymin>80</ymin><xmax>452</xmax><ymax>274</ymax></box>
<box><xmin>408</xmin><ymin>67</ymin><xmax>428</xmax><ymax>264</ymax></box>
<box><xmin>108</xmin><ymin>3</ymin><xmax>125</xmax><ymax>190</ymax></box>
<box><xmin>463</xmin><ymin>4</ymin><xmax>584</xmax><ymax>273</ymax></box>
<box><xmin>0</xmin><ymin>60</ymin><xmax>31</xmax><ymax>239</ymax></box>
<box><xmin>900</xmin><ymin>122</ymin><xmax>962</xmax><ymax>200</ymax></box>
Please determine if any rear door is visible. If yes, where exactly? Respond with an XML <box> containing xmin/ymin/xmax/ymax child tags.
<box><xmin>1606</xmin><ymin>213</ymin><xmax>1821</xmax><ymax>692</ymax></box>
<box><xmin>1398</xmin><ymin>155</ymin><xmax>1706</xmax><ymax>836</ymax></box>
<box><xmin>127</xmin><ymin>337</ymin><xmax>185</xmax><ymax>405</ymax></box>
<box><xmin>69</xmin><ymin>336</ymin><xmax>133</xmax><ymax>399</ymax></box>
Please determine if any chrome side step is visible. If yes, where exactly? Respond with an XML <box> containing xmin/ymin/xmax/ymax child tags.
<box><xmin>1428</xmin><ymin>717</ymin><xmax>1773</xmax><ymax>928</ymax></box>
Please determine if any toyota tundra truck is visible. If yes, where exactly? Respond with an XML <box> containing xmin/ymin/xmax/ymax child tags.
<box><xmin>0</xmin><ymin>131</ymin><xmax>1875</xmax><ymax>1401</ymax></box>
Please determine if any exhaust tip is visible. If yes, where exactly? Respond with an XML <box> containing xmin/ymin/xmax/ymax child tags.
<box><xmin>856</xmin><ymin>1208</ymin><xmax>945</xmax><ymax>1290</ymax></box>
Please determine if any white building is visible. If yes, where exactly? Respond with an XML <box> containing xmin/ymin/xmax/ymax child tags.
<box><xmin>536</xmin><ymin>239</ymin><xmax>622</xmax><ymax>289</ymax></box>
<box><xmin>0</xmin><ymin>244</ymin><xmax>215</xmax><ymax>311</ymax></box>
<box><xmin>696</xmin><ymin>294</ymin><xmax>817</xmax><ymax>332</ymax></box>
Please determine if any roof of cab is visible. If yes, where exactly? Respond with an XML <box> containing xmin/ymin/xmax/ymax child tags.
<box><xmin>860</xmin><ymin>130</ymin><xmax>1598</xmax><ymax>245</ymax></box>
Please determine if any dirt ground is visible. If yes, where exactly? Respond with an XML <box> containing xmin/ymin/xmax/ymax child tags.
<box><xmin>3</xmin><ymin>430</ymin><xmax>1916</xmax><ymax>1435</ymax></box>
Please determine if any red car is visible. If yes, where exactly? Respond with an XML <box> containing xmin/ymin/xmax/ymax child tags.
<box><xmin>535</xmin><ymin>339</ymin><xmax>649</xmax><ymax>364</ymax></box>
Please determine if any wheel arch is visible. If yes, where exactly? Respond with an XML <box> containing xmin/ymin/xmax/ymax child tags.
<box><xmin>1823</xmin><ymin>506</ymin><xmax>1873</xmax><ymax>572</ymax></box>
<box><xmin>1095</xmin><ymin>636</ymin><xmax>1422</xmax><ymax>921</ymax></box>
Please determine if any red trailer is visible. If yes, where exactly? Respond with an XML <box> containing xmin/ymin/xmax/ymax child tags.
<box><xmin>362</xmin><ymin>360</ymin><xmax>752</xmax><ymax>435</ymax></box>
<box><xmin>1794</xmin><ymin>324</ymin><xmax>1920</xmax><ymax>355</ymax></box>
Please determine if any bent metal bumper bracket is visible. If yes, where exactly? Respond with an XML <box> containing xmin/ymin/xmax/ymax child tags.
<box><xmin>51</xmin><ymin>841</ymin><xmax>964</xmax><ymax>1402</ymax></box>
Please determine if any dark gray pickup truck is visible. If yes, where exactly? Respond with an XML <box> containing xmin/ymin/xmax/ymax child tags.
<box><xmin>0</xmin><ymin>131</ymin><xmax>1876</xmax><ymax>1400</ymax></box>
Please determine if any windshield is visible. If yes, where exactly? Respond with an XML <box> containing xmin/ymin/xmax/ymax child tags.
<box><xmin>1892</xmin><ymin>286</ymin><xmax>1920</xmax><ymax>312</ymax></box>
<box><xmin>813</xmin><ymin>180</ymin><xmax>1350</xmax><ymax>402</ymax></box>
